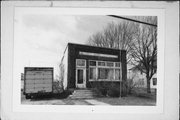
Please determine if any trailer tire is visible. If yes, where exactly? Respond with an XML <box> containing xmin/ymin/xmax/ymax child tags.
<box><xmin>25</xmin><ymin>95</ymin><xmax>31</xmax><ymax>99</ymax></box>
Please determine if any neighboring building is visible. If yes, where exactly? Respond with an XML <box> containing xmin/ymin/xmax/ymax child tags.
<box><xmin>59</xmin><ymin>43</ymin><xmax>127</xmax><ymax>93</ymax></box>
<box><xmin>21</xmin><ymin>73</ymin><xmax>24</xmax><ymax>91</ymax></box>
<box><xmin>128</xmin><ymin>67</ymin><xmax>157</xmax><ymax>90</ymax></box>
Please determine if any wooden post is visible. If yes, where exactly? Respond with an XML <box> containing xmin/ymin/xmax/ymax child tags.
<box><xmin>120</xmin><ymin>51</ymin><xmax>122</xmax><ymax>97</ymax></box>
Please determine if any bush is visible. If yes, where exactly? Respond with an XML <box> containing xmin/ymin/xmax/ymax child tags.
<box><xmin>89</xmin><ymin>81</ymin><xmax>122</xmax><ymax>97</ymax></box>
<box><xmin>90</xmin><ymin>81</ymin><xmax>108</xmax><ymax>96</ymax></box>
<box><xmin>53</xmin><ymin>89</ymin><xmax>72</xmax><ymax>99</ymax></box>
<box><xmin>125</xmin><ymin>79</ymin><xmax>137</xmax><ymax>95</ymax></box>
<box><xmin>53</xmin><ymin>81</ymin><xmax>64</xmax><ymax>93</ymax></box>
<box><xmin>107</xmin><ymin>87</ymin><xmax>120</xmax><ymax>97</ymax></box>
<box><xmin>60</xmin><ymin>90</ymin><xmax>72</xmax><ymax>98</ymax></box>
<box><xmin>99</xmin><ymin>87</ymin><xmax>107</xmax><ymax>96</ymax></box>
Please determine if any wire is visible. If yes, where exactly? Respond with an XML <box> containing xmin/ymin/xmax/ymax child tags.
<box><xmin>108</xmin><ymin>15</ymin><xmax>157</xmax><ymax>27</ymax></box>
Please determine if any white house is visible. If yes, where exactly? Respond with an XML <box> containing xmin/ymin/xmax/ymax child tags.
<box><xmin>127</xmin><ymin>66</ymin><xmax>157</xmax><ymax>91</ymax></box>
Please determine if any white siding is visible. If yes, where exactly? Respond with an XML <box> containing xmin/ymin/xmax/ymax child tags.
<box><xmin>63</xmin><ymin>47</ymin><xmax>68</xmax><ymax>90</ymax></box>
<box><xmin>128</xmin><ymin>70</ymin><xmax>157</xmax><ymax>89</ymax></box>
<box><xmin>150</xmin><ymin>74</ymin><xmax>157</xmax><ymax>89</ymax></box>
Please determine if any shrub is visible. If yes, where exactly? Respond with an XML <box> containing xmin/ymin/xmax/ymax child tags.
<box><xmin>60</xmin><ymin>90</ymin><xmax>72</xmax><ymax>98</ymax></box>
<box><xmin>89</xmin><ymin>81</ymin><xmax>121</xmax><ymax>97</ymax></box>
<box><xmin>53</xmin><ymin>89</ymin><xmax>72</xmax><ymax>99</ymax></box>
<box><xmin>125</xmin><ymin>79</ymin><xmax>137</xmax><ymax>95</ymax></box>
<box><xmin>107</xmin><ymin>88</ymin><xmax>120</xmax><ymax>97</ymax></box>
<box><xmin>107</xmin><ymin>83</ymin><xmax>120</xmax><ymax>97</ymax></box>
<box><xmin>99</xmin><ymin>87</ymin><xmax>107</xmax><ymax>96</ymax></box>
<box><xmin>53</xmin><ymin>81</ymin><xmax>64</xmax><ymax>93</ymax></box>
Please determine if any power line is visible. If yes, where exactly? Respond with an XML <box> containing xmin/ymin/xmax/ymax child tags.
<box><xmin>108</xmin><ymin>15</ymin><xmax>157</xmax><ymax>27</ymax></box>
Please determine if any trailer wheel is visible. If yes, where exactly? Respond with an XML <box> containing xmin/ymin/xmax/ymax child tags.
<box><xmin>25</xmin><ymin>95</ymin><xmax>30</xmax><ymax>99</ymax></box>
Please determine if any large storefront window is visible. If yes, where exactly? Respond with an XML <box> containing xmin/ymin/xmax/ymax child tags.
<box><xmin>89</xmin><ymin>68</ymin><xmax>96</xmax><ymax>80</ymax></box>
<box><xmin>115</xmin><ymin>69</ymin><xmax>121</xmax><ymax>80</ymax></box>
<box><xmin>89</xmin><ymin>60</ymin><xmax>121</xmax><ymax>81</ymax></box>
<box><xmin>98</xmin><ymin>68</ymin><xmax>114</xmax><ymax>80</ymax></box>
<box><xmin>98</xmin><ymin>68</ymin><xmax>106</xmax><ymax>79</ymax></box>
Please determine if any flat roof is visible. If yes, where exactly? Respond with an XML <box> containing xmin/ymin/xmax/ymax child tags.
<box><xmin>68</xmin><ymin>42</ymin><xmax>126</xmax><ymax>52</ymax></box>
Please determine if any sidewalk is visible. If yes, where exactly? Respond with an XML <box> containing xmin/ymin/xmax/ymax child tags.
<box><xmin>22</xmin><ymin>98</ymin><xmax>111</xmax><ymax>105</ymax></box>
<box><xmin>85</xmin><ymin>99</ymin><xmax>110</xmax><ymax>105</ymax></box>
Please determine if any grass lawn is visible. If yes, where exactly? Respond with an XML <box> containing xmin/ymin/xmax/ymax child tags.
<box><xmin>94</xmin><ymin>87</ymin><xmax>156</xmax><ymax>106</ymax></box>
<box><xmin>21</xmin><ymin>88</ymin><xmax>156</xmax><ymax>106</ymax></box>
<box><xmin>95</xmin><ymin>95</ymin><xmax>156</xmax><ymax>106</ymax></box>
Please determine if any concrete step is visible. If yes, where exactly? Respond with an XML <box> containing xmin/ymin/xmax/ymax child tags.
<box><xmin>68</xmin><ymin>89</ymin><xmax>102</xmax><ymax>99</ymax></box>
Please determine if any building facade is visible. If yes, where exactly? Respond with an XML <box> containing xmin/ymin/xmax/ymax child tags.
<box><xmin>60</xmin><ymin>43</ymin><xmax>127</xmax><ymax>92</ymax></box>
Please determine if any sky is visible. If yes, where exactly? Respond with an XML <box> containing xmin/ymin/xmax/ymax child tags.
<box><xmin>14</xmin><ymin>9</ymin><xmax>121</xmax><ymax>77</ymax></box>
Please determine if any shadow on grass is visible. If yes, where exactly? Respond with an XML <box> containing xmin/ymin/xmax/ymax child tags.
<box><xmin>30</xmin><ymin>91</ymin><xmax>72</xmax><ymax>101</ymax></box>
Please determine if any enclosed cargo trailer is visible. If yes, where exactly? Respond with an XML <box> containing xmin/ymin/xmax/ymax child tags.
<box><xmin>23</xmin><ymin>67</ymin><xmax>53</xmax><ymax>99</ymax></box>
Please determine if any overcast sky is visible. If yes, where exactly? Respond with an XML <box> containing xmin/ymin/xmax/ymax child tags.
<box><xmin>14</xmin><ymin>10</ymin><xmax>121</xmax><ymax>76</ymax></box>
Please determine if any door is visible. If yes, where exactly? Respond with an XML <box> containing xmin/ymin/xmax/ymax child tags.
<box><xmin>76</xmin><ymin>68</ymin><xmax>86</xmax><ymax>88</ymax></box>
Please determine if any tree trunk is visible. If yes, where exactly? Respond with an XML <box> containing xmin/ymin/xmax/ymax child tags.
<box><xmin>146</xmin><ymin>75</ymin><xmax>151</xmax><ymax>93</ymax></box>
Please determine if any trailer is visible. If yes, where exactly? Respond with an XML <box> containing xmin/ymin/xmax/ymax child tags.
<box><xmin>23</xmin><ymin>67</ymin><xmax>53</xmax><ymax>99</ymax></box>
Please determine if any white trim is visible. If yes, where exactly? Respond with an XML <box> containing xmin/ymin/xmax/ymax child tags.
<box><xmin>76</xmin><ymin>68</ymin><xmax>86</xmax><ymax>88</ymax></box>
<box><xmin>89</xmin><ymin>79</ymin><xmax>121</xmax><ymax>82</ymax></box>
<box><xmin>76</xmin><ymin>59</ymin><xmax>87</xmax><ymax>88</ymax></box>
<box><xmin>79</xmin><ymin>51</ymin><xmax>118</xmax><ymax>58</ymax></box>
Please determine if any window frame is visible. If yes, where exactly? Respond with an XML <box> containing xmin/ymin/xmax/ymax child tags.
<box><xmin>89</xmin><ymin>60</ymin><xmax>97</xmax><ymax>81</ymax></box>
<box><xmin>115</xmin><ymin>68</ymin><xmax>121</xmax><ymax>81</ymax></box>
<box><xmin>152</xmin><ymin>78</ymin><xmax>157</xmax><ymax>86</ymax></box>
<box><xmin>76</xmin><ymin>59</ymin><xmax>86</xmax><ymax>68</ymax></box>
<box><xmin>89</xmin><ymin>60</ymin><xmax>121</xmax><ymax>81</ymax></box>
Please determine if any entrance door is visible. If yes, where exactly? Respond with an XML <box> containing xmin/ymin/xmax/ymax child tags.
<box><xmin>76</xmin><ymin>68</ymin><xmax>86</xmax><ymax>88</ymax></box>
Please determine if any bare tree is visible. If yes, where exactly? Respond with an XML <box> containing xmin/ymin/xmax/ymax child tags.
<box><xmin>87</xmin><ymin>16</ymin><xmax>157</xmax><ymax>93</ymax></box>
<box><xmin>87</xmin><ymin>21</ymin><xmax>136</xmax><ymax>63</ymax></box>
<box><xmin>129</xmin><ymin>16</ymin><xmax>157</xmax><ymax>93</ymax></box>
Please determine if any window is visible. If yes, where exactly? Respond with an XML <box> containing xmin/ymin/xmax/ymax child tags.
<box><xmin>88</xmin><ymin>60</ymin><xmax>122</xmax><ymax>81</ymax></box>
<box><xmin>98</xmin><ymin>68</ymin><xmax>114</xmax><ymax>80</ymax></box>
<box><xmin>108</xmin><ymin>69</ymin><xmax>114</xmax><ymax>80</ymax></box>
<box><xmin>89</xmin><ymin>61</ymin><xmax>96</xmax><ymax>66</ymax></box>
<box><xmin>76</xmin><ymin>59</ymin><xmax>86</xmax><ymax>67</ymax></box>
<box><xmin>115</xmin><ymin>69</ymin><xmax>121</xmax><ymax>80</ymax></box>
<box><xmin>98</xmin><ymin>61</ymin><xmax>106</xmax><ymax>66</ymax></box>
<box><xmin>115</xmin><ymin>62</ymin><xmax>120</xmax><ymax>67</ymax></box>
<box><xmin>140</xmin><ymin>79</ymin><xmax>144</xmax><ymax>85</ymax></box>
<box><xmin>153</xmin><ymin>78</ymin><xmax>157</xmax><ymax>85</ymax></box>
<box><xmin>89</xmin><ymin>68</ymin><xmax>96</xmax><ymax>80</ymax></box>
<box><xmin>107</xmin><ymin>62</ymin><xmax>114</xmax><ymax>67</ymax></box>
<box><xmin>98</xmin><ymin>68</ymin><xmax>107</xmax><ymax>79</ymax></box>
